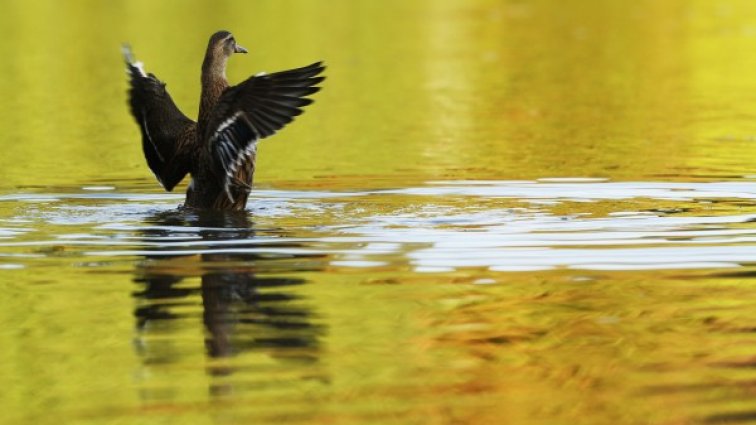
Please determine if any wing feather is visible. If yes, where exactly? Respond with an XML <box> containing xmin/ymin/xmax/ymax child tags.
<box><xmin>123</xmin><ymin>45</ymin><xmax>196</xmax><ymax>191</ymax></box>
<box><xmin>204</xmin><ymin>61</ymin><xmax>325</xmax><ymax>199</ymax></box>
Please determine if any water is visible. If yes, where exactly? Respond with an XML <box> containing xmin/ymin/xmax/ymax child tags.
<box><xmin>4</xmin><ymin>0</ymin><xmax>756</xmax><ymax>424</ymax></box>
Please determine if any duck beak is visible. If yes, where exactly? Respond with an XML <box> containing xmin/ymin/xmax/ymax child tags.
<box><xmin>234</xmin><ymin>44</ymin><xmax>248</xmax><ymax>54</ymax></box>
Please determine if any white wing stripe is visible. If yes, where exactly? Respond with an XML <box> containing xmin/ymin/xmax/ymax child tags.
<box><xmin>210</xmin><ymin>112</ymin><xmax>259</xmax><ymax>203</ymax></box>
<box><xmin>140</xmin><ymin>108</ymin><xmax>163</xmax><ymax>162</ymax></box>
<box><xmin>217</xmin><ymin>112</ymin><xmax>243</xmax><ymax>134</ymax></box>
<box><xmin>133</xmin><ymin>61</ymin><xmax>147</xmax><ymax>78</ymax></box>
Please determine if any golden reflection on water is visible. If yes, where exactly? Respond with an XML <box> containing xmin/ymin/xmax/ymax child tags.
<box><xmin>3</xmin><ymin>1</ymin><xmax>756</xmax><ymax>424</ymax></box>
<box><xmin>1</xmin><ymin>0</ymin><xmax>756</xmax><ymax>188</ymax></box>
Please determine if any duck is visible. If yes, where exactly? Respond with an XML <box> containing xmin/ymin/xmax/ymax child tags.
<box><xmin>122</xmin><ymin>30</ymin><xmax>325</xmax><ymax>210</ymax></box>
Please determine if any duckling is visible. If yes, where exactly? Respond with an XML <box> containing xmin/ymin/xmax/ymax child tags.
<box><xmin>122</xmin><ymin>30</ymin><xmax>325</xmax><ymax>210</ymax></box>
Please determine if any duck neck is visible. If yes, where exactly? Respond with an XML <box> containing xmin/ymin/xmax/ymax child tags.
<box><xmin>199</xmin><ymin>52</ymin><xmax>229</xmax><ymax>124</ymax></box>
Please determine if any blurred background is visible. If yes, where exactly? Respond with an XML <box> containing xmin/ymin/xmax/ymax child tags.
<box><xmin>2</xmin><ymin>0</ymin><xmax>756</xmax><ymax>190</ymax></box>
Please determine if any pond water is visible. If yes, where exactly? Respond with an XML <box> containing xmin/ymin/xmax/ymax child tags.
<box><xmin>3</xmin><ymin>0</ymin><xmax>756</xmax><ymax>424</ymax></box>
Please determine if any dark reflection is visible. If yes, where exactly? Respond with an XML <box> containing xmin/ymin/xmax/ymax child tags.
<box><xmin>132</xmin><ymin>208</ymin><xmax>326</xmax><ymax>395</ymax></box>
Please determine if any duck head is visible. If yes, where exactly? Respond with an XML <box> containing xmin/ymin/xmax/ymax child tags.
<box><xmin>202</xmin><ymin>30</ymin><xmax>247</xmax><ymax>81</ymax></box>
<box><xmin>208</xmin><ymin>30</ymin><xmax>248</xmax><ymax>58</ymax></box>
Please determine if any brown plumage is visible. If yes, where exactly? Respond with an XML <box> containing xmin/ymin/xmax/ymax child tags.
<box><xmin>123</xmin><ymin>30</ymin><xmax>325</xmax><ymax>210</ymax></box>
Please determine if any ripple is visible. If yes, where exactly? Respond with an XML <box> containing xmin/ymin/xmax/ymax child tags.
<box><xmin>391</xmin><ymin>181</ymin><xmax>756</xmax><ymax>201</ymax></box>
<box><xmin>1</xmin><ymin>180</ymin><xmax>755</xmax><ymax>273</ymax></box>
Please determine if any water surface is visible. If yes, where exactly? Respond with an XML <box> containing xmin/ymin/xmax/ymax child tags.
<box><xmin>3</xmin><ymin>1</ymin><xmax>756</xmax><ymax>424</ymax></box>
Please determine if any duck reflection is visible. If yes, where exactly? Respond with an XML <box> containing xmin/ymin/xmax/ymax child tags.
<box><xmin>132</xmin><ymin>209</ymin><xmax>325</xmax><ymax>393</ymax></box>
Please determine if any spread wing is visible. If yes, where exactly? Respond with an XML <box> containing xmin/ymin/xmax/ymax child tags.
<box><xmin>123</xmin><ymin>45</ymin><xmax>196</xmax><ymax>191</ymax></box>
<box><xmin>203</xmin><ymin>62</ymin><xmax>325</xmax><ymax>197</ymax></box>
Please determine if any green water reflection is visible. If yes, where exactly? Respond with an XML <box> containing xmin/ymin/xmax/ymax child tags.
<box><xmin>3</xmin><ymin>1</ymin><xmax>756</xmax><ymax>424</ymax></box>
